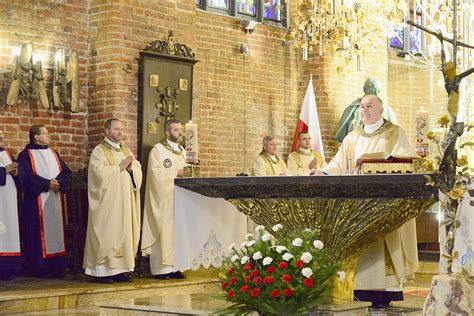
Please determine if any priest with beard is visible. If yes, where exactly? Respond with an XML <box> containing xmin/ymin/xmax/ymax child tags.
<box><xmin>83</xmin><ymin>118</ymin><xmax>142</xmax><ymax>284</ymax></box>
<box><xmin>141</xmin><ymin>118</ymin><xmax>187</xmax><ymax>279</ymax></box>
<box><xmin>0</xmin><ymin>130</ymin><xmax>20</xmax><ymax>281</ymax></box>
<box><xmin>287</xmin><ymin>131</ymin><xmax>325</xmax><ymax>176</ymax></box>
<box><xmin>18</xmin><ymin>124</ymin><xmax>71</xmax><ymax>278</ymax></box>
<box><xmin>252</xmin><ymin>135</ymin><xmax>287</xmax><ymax>176</ymax></box>
<box><xmin>316</xmin><ymin>94</ymin><xmax>418</xmax><ymax>307</ymax></box>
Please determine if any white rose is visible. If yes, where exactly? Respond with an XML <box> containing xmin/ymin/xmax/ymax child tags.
<box><xmin>245</xmin><ymin>233</ymin><xmax>254</xmax><ymax>240</ymax></box>
<box><xmin>240</xmin><ymin>241</ymin><xmax>248</xmax><ymax>249</ymax></box>
<box><xmin>275</xmin><ymin>245</ymin><xmax>287</xmax><ymax>253</ymax></box>
<box><xmin>261</xmin><ymin>233</ymin><xmax>272</xmax><ymax>242</ymax></box>
<box><xmin>302</xmin><ymin>267</ymin><xmax>313</xmax><ymax>278</ymax></box>
<box><xmin>255</xmin><ymin>225</ymin><xmax>265</xmax><ymax>232</ymax></box>
<box><xmin>228</xmin><ymin>243</ymin><xmax>236</xmax><ymax>251</ymax></box>
<box><xmin>282</xmin><ymin>253</ymin><xmax>294</xmax><ymax>261</ymax></box>
<box><xmin>252</xmin><ymin>251</ymin><xmax>263</xmax><ymax>260</ymax></box>
<box><xmin>262</xmin><ymin>257</ymin><xmax>273</xmax><ymax>266</ymax></box>
<box><xmin>246</xmin><ymin>240</ymin><xmax>256</xmax><ymax>247</ymax></box>
<box><xmin>313</xmin><ymin>240</ymin><xmax>324</xmax><ymax>250</ymax></box>
<box><xmin>231</xmin><ymin>255</ymin><xmax>239</xmax><ymax>263</ymax></box>
<box><xmin>292</xmin><ymin>238</ymin><xmax>303</xmax><ymax>247</ymax></box>
<box><xmin>300</xmin><ymin>252</ymin><xmax>313</xmax><ymax>263</ymax></box>
<box><xmin>337</xmin><ymin>271</ymin><xmax>346</xmax><ymax>281</ymax></box>
<box><xmin>272</xmin><ymin>224</ymin><xmax>283</xmax><ymax>232</ymax></box>
<box><xmin>241</xmin><ymin>256</ymin><xmax>249</xmax><ymax>264</ymax></box>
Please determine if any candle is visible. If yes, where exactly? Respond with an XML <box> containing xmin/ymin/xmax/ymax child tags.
<box><xmin>184</xmin><ymin>121</ymin><xmax>198</xmax><ymax>164</ymax></box>
<box><xmin>415</xmin><ymin>107</ymin><xmax>430</xmax><ymax>157</ymax></box>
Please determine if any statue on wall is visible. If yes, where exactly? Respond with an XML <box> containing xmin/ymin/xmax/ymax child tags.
<box><xmin>6</xmin><ymin>43</ymin><xmax>49</xmax><ymax>108</ymax></box>
<box><xmin>154</xmin><ymin>86</ymin><xmax>180</xmax><ymax>122</ymax></box>
<box><xmin>53</xmin><ymin>48</ymin><xmax>80</xmax><ymax>112</ymax></box>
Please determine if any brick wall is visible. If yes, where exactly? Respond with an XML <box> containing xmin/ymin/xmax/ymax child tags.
<box><xmin>0</xmin><ymin>0</ymin><xmax>453</xmax><ymax>174</ymax></box>
<box><xmin>0</xmin><ymin>0</ymin><xmax>88</xmax><ymax>170</ymax></box>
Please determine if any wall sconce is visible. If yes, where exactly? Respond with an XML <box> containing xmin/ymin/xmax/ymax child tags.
<box><xmin>53</xmin><ymin>48</ymin><xmax>79</xmax><ymax>112</ymax></box>
<box><xmin>240</xmin><ymin>43</ymin><xmax>249</xmax><ymax>55</ymax></box>
<box><xmin>6</xmin><ymin>43</ymin><xmax>49</xmax><ymax>108</ymax></box>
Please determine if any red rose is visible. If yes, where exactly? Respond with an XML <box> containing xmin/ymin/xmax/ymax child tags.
<box><xmin>304</xmin><ymin>278</ymin><xmax>314</xmax><ymax>288</ymax></box>
<box><xmin>250</xmin><ymin>287</ymin><xmax>261</xmax><ymax>298</ymax></box>
<box><xmin>229</xmin><ymin>276</ymin><xmax>237</xmax><ymax>285</ymax></box>
<box><xmin>283</xmin><ymin>288</ymin><xmax>293</xmax><ymax>297</ymax></box>
<box><xmin>249</xmin><ymin>269</ymin><xmax>260</xmax><ymax>277</ymax></box>
<box><xmin>222</xmin><ymin>282</ymin><xmax>229</xmax><ymax>290</ymax></box>
<box><xmin>240</xmin><ymin>285</ymin><xmax>249</xmax><ymax>293</ymax></box>
<box><xmin>295</xmin><ymin>260</ymin><xmax>304</xmax><ymax>269</ymax></box>
<box><xmin>243</xmin><ymin>262</ymin><xmax>253</xmax><ymax>271</ymax></box>
<box><xmin>253</xmin><ymin>276</ymin><xmax>262</xmax><ymax>285</ymax></box>
<box><xmin>266</xmin><ymin>266</ymin><xmax>276</xmax><ymax>274</ymax></box>
<box><xmin>244</xmin><ymin>276</ymin><xmax>251</xmax><ymax>283</ymax></box>
<box><xmin>263</xmin><ymin>276</ymin><xmax>274</xmax><ymax>284</ymax></box>
<box><xmin>282</xmin><ymin>274</ymin><xmax>292</xmax><ymax>283</ymax></box>
<box><xmin>228</xmin><ymin>290</ymin><xmax>235</xmax><ymax>299</ymax></box>
<box><xmin>228</xmin><ymin>268</ymin><xmax>235</xmax><ymax>275</ymax></box>
<box><xmin>278</xmin><ymin>262</ymin><xmax>288</xmax><ymax>269</ymax></box>
<box><xmin>270</xmin><ymin>289</ymin><xmax>280</xmax><ymax>298</ymax></box>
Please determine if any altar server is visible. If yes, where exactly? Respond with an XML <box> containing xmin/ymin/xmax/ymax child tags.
<box><xmin>142</xmin><ymin>118</ymin><xmax>186</xmax><ymax>279</ymax></box>
<box><xmin>18</xmin><ymin>124</ymin><xmax>71</xmax><ymax>278</ymax></box>
<box><xmin>0</xmin><ymin>130</ymin><xmax>20</xmax><ymax>280</ymax></box>
<box><xmin>83</xmin><ymin>118</ymin><xmax>142</xmax><ymax>284</ymax></box>
<box><xmin>319</xmin><ymin>94</ymin><xmax>418</xmax><ymax>307</ymax></box>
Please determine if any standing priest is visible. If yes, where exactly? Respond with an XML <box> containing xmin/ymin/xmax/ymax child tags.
<box><xmin>0</xmin><ymin>130</ymin><xmax>20</xmax><ymax>281</ymax></box>
<box><xmin>317</xmin><ymin>94</ymin><xmax>418</xmax><ymax>307</ymax></box>
<box><xmin>83</xmin><ymin>118</ymin><xmax>142</xmax><ymax>283</ymax></box>
<box><xmin>18</xmin><ymin>124</ymin><xmax>71</xmax><ymax>278</ymax></box>
<box><xmin>252</xmin><ymin>135</ymin><xmax>287</xmax><ymax>176</ymax></box>
<box><xmin>141</xmin><ymin>118</ymin><xmax>186</xmax><ymax>279</ymax></box>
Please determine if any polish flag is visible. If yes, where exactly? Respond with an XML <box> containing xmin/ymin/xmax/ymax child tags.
<box><xmin>290</xmin><ymin>78</ymin><xmax>325</xmax><ymax>160</ymax></box>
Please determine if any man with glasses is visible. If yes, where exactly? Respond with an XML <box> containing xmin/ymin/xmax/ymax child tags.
<box><xmin>0</xmin><ymin>130</ymin><xmax>21</xmax><ymax>281</ymax></box>
<box><xmin>18</xmin><ymin>124</ymin><xmax>71</xmax><ymax>278</ymax></box>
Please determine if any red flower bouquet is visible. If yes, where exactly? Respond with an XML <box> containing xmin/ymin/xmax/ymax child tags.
<box><xmin>218</xmin><ymin>224</ymin><xmax>342</xmax><ymax>315</ymax></box>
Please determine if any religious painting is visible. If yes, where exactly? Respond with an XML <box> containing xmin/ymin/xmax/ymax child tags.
<box><xmin>149</xmin><ymin>74</ymin><xmax>159</xmax><ymax>87</ymax></box>
<box><xmin>179</xmin><ymin>78</ymin><xmax>188</xmax><ymax>91</ymax></box>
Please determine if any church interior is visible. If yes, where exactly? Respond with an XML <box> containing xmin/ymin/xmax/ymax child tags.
<box><xmin>0</xmin><ymin>0</ymin><xmax>473</xmax><ymax>315</ymax></box>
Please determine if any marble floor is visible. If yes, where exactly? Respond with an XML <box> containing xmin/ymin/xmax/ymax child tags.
<box><xmin>2</xmin><ymin>262</ymin><xmax>438</xmax><ymax>315</ymax></box>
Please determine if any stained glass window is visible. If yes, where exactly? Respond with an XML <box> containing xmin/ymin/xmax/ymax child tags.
<box><xmin>264</xmin><ymin>0</ymin><xmax>282</xmax><ymax>22</ymax></box>
<box><xmin>196</xmin><ymin>0</ymin><xmax>201</xmax><ymax>6</ymax></box>
<box><xmin>389</xmin><ymin>28</ymin><xmax>405</xmax><ymax>51</ymax></box>
<box><xmin>408</xmin><ymin>3</ymin><xmax>423</xmax><ymax>54</ymax></box>
<box><xmin>208</xmin><ymin>0</ymin><xmax>229</xmax><ymax>10</ymax></box>
<box><xmin>237</xmin><ymin>0</ymin><xmax>257</xmax><ymax>16</ymax></box>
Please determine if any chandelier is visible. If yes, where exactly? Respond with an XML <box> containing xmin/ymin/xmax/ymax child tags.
<box><xmin>291</xmin><ymin>0</ymin><xmax>408</xmax><ymax>73</ymax></box>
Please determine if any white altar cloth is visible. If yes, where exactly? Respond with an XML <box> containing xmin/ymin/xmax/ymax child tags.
<box><xmin>173</xmin><ymin>186</ymin><xmax>247</xmax><ymax>272</ymax></box>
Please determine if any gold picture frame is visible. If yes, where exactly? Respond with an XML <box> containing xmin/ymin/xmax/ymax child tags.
<box><xmin>149</xmin><ymin>74</ymin><xmax>159</xmax><ymax>87</ymax></box>
<box><xmin>179</xmin><ymin>78</ymin><xmax>188</xmax><ymax>91</ymax></box>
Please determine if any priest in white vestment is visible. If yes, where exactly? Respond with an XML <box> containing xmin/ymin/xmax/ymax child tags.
<box><xmin>287</xmin><ymin>131</ymin><xmax>325</xmax><ymax>176</ymax></box>
<box><xmin>83</xmin><ymin>118</ymin><xmax>142</xmax><ymax>284</ymax></box>
<box><xmin>319</xmin><ymin>94</ymin><xmax>418</xmax><ymax>307</ymax></box>
<box><xmin>0</xmin><ymin>130</ymin><xmax>20</xmax><ymax>281</ymax></box>
<box><xmin>252</xmin><ymin>135</ymin><xmax>287</xmax><ymax>176</ymax></box>
<box><xmin>141</xmin><ymin>118</ymin><xmax>186</xmax><ymax>279</ymax></box>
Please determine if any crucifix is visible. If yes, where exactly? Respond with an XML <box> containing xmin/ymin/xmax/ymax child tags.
<box><xmin>408</xmin><ymin>1</ymin><xmax>474</xmax><ymax>273</ymax></box>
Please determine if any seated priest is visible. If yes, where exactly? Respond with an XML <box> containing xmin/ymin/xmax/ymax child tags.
<box><xmin>18</xmin><ymin>124</ymin><xmax>71</xmax><ymax>278</ymax></box>
<box><xmin>287</xmin><ymin>131</ymin><xmax>326</xmax><ymax>175</ymax></box>
<box><xmin>317</xmin><ymin>94</ymin><xmax>418</xmax><ymax>307</ymax></box>
<box><xmin>252</xmin><ymin>135</ymin><xmax>286</xmax><ymax>176</ymax></box>
<box><xmin>141</xmin><ymin>118</ymin><xmax>187</xmax><ymax>280</ymax></box>
<box><xmin>0</xmin><ymin>130</ymin><xmax>21</xmax><ymax>281</ymax></box>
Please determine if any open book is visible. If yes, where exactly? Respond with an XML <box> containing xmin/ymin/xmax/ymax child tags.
<box><xmin>356</xmin><ymin>152</ymin><xmax>413</xmax><ymax>170</ymax></box>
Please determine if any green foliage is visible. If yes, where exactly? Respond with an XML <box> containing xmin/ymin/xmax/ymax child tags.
<box><xmin>216</xmin><ymin>225</ymin><xmax>342</xmax><ymax>316</ymax></box>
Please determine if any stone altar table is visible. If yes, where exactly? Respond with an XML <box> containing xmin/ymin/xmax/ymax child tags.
<box><xmin>175</xmin><ymin>174</ymin><xmax>438</xmax><ymax>303</ymax></box>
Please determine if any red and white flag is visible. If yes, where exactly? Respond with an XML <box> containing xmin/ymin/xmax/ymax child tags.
<box><xmin>290</xmin><ymin>79</ymin><xmax>325</xmax><ymax>160</ymax></box>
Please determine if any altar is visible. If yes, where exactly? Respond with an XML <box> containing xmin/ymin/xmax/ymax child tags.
<box><xmin>172</xmin><ymin>174</ymin><xmax>438</xmax><ymax>283</ymax></box>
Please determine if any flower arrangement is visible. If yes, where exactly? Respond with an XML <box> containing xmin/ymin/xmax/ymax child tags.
<box><xmin>218</xmin><ymin>224</ymin><xmax>343</xmax><ymax>316</ymax></box>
